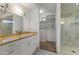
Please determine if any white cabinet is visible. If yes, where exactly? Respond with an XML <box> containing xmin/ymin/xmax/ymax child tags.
<box><xmin>19</xmin><ymin>35</ymin><xmax>38</xmax><ymax>55</ymax></box>
<box><xmin>18</xmin><ymin>38</ymin><xmax>28</xmax><ymax>55</ymax></box>
<box><xmin>0</xmin><ymin>35</ymin><xmax>39</xmax><ymax>55</ymax></box>
<box><xmin>26</xmin><ymin>35</ymin><xmax>38</xmax><ymax>55</ymax></box>
<box><xmin>0</xmin><ymin>41</ymin><xmax>19</xmax><ymax>55</ymax></box>
<box><xmin>0</xmin><ymin>35</ymin><xmax>38</xmax><ymax>55</ymax></box>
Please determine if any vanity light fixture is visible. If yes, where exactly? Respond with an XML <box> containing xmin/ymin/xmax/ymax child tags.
<box><xmin>0</xmin><ymin>3</ymin><xmax>8</xmax><ymax>14</ymax></box>
<box><xmin>2</xmin><ymin>20</ymin><xmax>14</xmax><ymax>23</ymax></box>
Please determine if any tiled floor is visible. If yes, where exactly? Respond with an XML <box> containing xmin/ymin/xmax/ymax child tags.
<box><xmin>33</xmin><ymin>49</ymin><xmax>56</xmax><ymax>55</ymax></box>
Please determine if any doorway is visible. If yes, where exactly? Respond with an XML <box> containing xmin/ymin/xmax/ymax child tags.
<box><xmin>37</xmin><ymin>3</ymin><xmax>57</xmax><ymax>53</ymax></box>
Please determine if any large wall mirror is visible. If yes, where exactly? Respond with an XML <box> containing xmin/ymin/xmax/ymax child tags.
<box><xmin>0</xmin><ymin>15</ymin><xmax>13</xmax><ymax>35</ymax></box>
<box><xmin>0</xmin><ymin>10</ymin><xmax>23</xmax><ymax>36</ymax></box>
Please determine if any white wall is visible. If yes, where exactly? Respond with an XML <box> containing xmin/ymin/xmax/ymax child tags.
<box><xmin>29</xmin><ymin>8</ymin><xmax>39</xmax><ymax>32</ymax></box>
<box><xmin>23</xmin><ymin>11</ymin><xmax>30</xmax><ymax>32</ymax></box>
<box><xmin>56</xmin><ymin>3</ymin><xmax>61</xmax><ymax>54</ymax></box>
<box><xmin>13</xmin><ymin>15</ymin><xmax>23</xmax><ymax>33</ymax></box>
<box><xmin>23</xmin><ymin>4</ymin><xmax>39</xmax><ymax>32</ymax></box>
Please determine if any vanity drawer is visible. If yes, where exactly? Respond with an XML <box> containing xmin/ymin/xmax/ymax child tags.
<box><xmin>0</xmin><ymin>41</ymin><xmax>18</xmax><ymax>52</ymax></box>
<box><xmin>0</xmin><ymin>47</ymin><xmax>18</xmax><ymax>55</ymax></box>
<box><xmin>7</xmin><ymin>48</ymin><xmax>18</xmax><ymax>55</ymax></box>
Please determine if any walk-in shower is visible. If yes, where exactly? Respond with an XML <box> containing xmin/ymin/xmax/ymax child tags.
<box><xmin>61</xmin><ymin>3</ymin><xmax>79</xmax><ymax>54</ymax></box>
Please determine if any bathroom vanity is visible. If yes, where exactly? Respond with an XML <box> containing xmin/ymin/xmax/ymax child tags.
<box><xmin>0</xmin><ymin>32</ymin><xmax>38</xmax><ymax>55</ymax></box>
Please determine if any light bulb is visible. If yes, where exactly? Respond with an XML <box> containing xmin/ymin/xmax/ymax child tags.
<box><xmin>60</xmin><ymin>21</ymin><xmax>64</xmax><ymax>24</ymax></box>
<box><xmin>40</xmin><ymin>10</ymin><xmax>44</xmax><ymax>13</ymax></box>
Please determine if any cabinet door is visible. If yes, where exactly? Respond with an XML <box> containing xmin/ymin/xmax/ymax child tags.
<box><xmin>0</xmin><ymin>41</ymin><xmax>19</xmax><ymax>55</ymax></box>
<box><xmin>6</xmin><ymin>47</ymin><xmax>19</xmax><ymax>55</ymax></box>
<box><xmin>8</xmin><ymin>41</ymin><xmax>20</xmax><ymax>55</ymax></box>
<box><xmin>26</xmin><ymin>35</ymin><xmax>38</xmax><ymax>55</ymax></box>
<box><xmin>18</xmin><ymin>35</ymin><xmax>38</xmax><ymax>55</ymax></box>
<box><xmin>18</xmin><ymin>38</ymin><xmax>29</xmax><ymax>55</ymax></box>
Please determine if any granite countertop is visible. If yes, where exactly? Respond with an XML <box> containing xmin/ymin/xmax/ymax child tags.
<box><xmin>0</xmin><ymin>32</ymin><xmax>37</xmax><ymax>46</ymax></box>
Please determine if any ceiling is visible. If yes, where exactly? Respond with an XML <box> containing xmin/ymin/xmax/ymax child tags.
<box><xmin>61</xmin><ymin>3</ymin><xmax>79</xmax><ymax>17</ymax></box>
<box><xmin>36</xmin><ymin>3</ymin><xmax>57</xmax><ymax>16</ymax></box>
<box><xmin>8</xmin><ymin>3</ymin><xmax>34</xmax><ymax>13</ymax></box>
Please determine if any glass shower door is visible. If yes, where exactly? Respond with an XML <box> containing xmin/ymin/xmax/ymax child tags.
<box><xmin>61</xmin><ymin>14</ymin><xmax>79</xmax><ymax>54</ymax></box>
